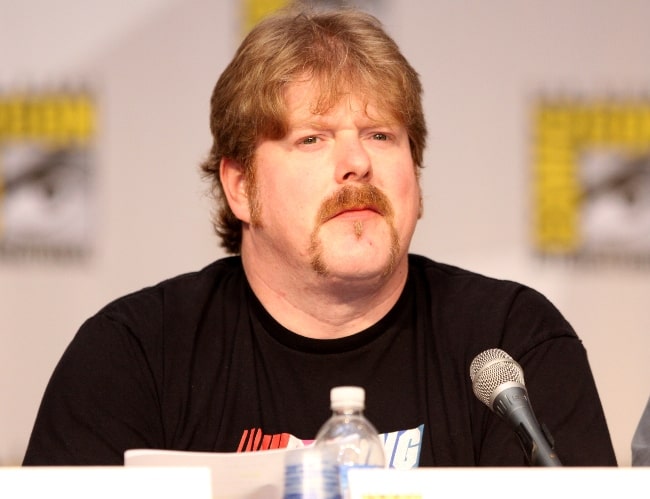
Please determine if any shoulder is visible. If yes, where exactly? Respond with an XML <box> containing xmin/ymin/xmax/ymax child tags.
<box><xmin>408</xmin><ymin>253</ymin><xmax>527</xmax><ymax>298</ymax></box>
<box><xmin>82</xmin><ymin>256</ymin><xmax>246</xmax><ymax>340</ymax></box>
<box><xmin>409</xmin><ymin>253</ymin><xmax>554</xmax><ymax>302</ymax></box>
<box><xmin>103</xmin><ymin>256</ymin><xmax>242</xmax><ymax>310</ymax></box>
<box><xmin>407</xmin><ymin>254</ymin><xmax>577</xmax><ymax>356</ymax></box>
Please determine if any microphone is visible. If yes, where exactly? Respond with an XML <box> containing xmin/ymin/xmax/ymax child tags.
<box><xmin>469</xmin><ymin>348</ymin><xmax>562</xmax><ymax>466</ymax></box>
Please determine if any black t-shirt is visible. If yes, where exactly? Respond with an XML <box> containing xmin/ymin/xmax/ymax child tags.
<box><xmin>23</xmin><ymin>254</ymin><xmax>617</xmax><ymax>466</ymax></box>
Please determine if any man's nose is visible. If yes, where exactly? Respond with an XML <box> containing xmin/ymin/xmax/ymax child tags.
<box><xmin>334</xmin><ymin>135</ymin><xmax>372</xmax><ymax>183</ymax></box>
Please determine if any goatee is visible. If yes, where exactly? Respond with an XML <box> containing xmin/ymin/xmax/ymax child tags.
<box><xmin>309</xmin><ymin>184</ymin><xmax>400</xmax><ymax>276</ymax></box>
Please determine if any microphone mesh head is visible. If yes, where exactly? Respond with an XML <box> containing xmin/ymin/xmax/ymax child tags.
<box><xmin>469</xmin><ymin>348</ymin><xmax>525</xmax><ymax>407</ymax></box>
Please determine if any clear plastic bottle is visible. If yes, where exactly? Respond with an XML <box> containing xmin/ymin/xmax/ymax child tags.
<box><xmin>314</xmin><ymin>386</ymin><xmax>386</xmax><ymax>498</ymax></box>
<box><xmin>282</xmin><ymin>446</ymin><xmax>341</xmax><ymax>499</ymax></box>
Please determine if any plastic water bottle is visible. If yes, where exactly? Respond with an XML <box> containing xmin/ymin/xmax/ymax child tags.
<box><xmin>282</xmin><ymin>446</ymin><xmax>342</xmax><ymax>499</ymax></box>
<box><xmin>314</xmin><ymin>386</ymin><xmax>386</xmax><ymax>498</ymax></box>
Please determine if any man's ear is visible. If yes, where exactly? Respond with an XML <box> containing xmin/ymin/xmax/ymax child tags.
<box><xmin>220</xmin><ymin>157</ymin><xmax>251</xmax><ymax>223</ymax></box>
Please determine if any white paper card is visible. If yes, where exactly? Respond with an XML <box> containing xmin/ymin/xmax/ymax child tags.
<box><xmin>347</xmin><ymin>467</ymin><xmax>650</xmax><ymax>499</ymax></box>
<box><xmin>125</xmin><ymin>447</ymin><xmax>292</xmax><ymax>499</ymax></box>
<box><xmin>0</xmin><ymin>466</ymin><xmax>212</xmax><ymax>499</ymax></box>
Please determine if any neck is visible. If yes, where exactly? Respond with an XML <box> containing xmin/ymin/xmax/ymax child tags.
<box><xmin>241</xmin><ymin>251</ymin><xmax>409</xmax><ymax>339</ymax></box>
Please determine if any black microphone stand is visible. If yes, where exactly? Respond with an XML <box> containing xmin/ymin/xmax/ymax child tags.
<box><xmin>493</xmin><ymin>386</ymin><xmax>563</xmax><ymax>467</ymax></box>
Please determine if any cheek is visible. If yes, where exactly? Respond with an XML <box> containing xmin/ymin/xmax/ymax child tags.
<box><xmin>261</xmin><ymin>178</ymin><xmax>318</xmax><ymax>227</ymax></box>
<box><xmin>389</xmin><ymin>169</ymin><xmax>420</xmax><ymax>210</ymax></box>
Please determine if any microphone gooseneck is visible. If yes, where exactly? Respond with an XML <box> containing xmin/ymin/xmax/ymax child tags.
<box><xmin>470</xmin><ymin>348</ymin><xmax>562</xmax><ymax>467</ymax></box>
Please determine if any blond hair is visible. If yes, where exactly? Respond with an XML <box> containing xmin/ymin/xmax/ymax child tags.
<box><xmin>201</xmin><ymin>6</ymin><xmax>427</xmax><ymax>254</ymax></box>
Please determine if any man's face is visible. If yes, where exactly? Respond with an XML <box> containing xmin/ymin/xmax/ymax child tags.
<box><xmin>244</xmin><ymin>79</ymin><xmax>421</xmax><ymax>281</ymax></box>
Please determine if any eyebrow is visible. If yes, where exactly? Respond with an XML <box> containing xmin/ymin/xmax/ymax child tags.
<box><xmin>288</xmin><ymin>113</ymin><xmax>396</xmax><ymax>131</ymax></box>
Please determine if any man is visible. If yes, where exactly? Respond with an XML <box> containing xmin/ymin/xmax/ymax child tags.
<box><xmin>23</xmin><ymin>6</ymin><xmax>617</xmax><ymax>467</ymax></box>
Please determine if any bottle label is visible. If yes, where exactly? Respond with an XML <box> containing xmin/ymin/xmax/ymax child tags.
<box><xmin>283</xmin><ymin>448</ymin><xmax>342</xmax><ymax>499</ymax></box>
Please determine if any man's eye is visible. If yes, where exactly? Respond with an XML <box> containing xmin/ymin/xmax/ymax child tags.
<box><xmin>301</xmin><ymin>136</ymin><xmax>319</xmax><ymax>145</ymax></box>
<box><xmin>372</xmin><ymin>133</ymin><xmax>388</xmax><ymax>141</ymax></box>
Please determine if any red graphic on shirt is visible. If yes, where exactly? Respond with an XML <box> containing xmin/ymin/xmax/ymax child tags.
<box><xmin>236</xmin><ymin>425</ymin><xmax>424</xmax><ymax>469</ymax></box>
<box><xmin>237</xmin><ymin>428</ymin><xmax>292</xmax><ymax>452</ymax></box>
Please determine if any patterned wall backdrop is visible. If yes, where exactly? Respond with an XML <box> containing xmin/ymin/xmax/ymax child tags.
<box><xmin>242</xmin><ymin>0</ymin><xmax>386</xmax><ymax>33</ymax></box>
<box><xmin>243</xmin><ymin>0</ymin><xmax>289</xmax><ymax>32</ymax></box>
<box><xmin>0</xmin><ymin>88</ymin><xmax>96</xmax><ymax>260</ymax></box>
<box><xmin>533</xmin><ymin>97</ymin><xmax>650</xmax><ymax>265</ymax></box>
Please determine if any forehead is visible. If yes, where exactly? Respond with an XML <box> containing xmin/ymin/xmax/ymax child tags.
<box><xmin>283</xmin><ymin>78</ymin><xmax>392</xmax><ymax>124</ymax></box>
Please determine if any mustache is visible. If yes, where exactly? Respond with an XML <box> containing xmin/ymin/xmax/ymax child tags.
<box><xmin>315</xmin><ymin>184</ymin><xmax>394</xmax><ymax>225</ymax></box>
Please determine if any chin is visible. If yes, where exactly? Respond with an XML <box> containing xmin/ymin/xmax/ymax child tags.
<box><xmin>312</xmin><ymin>251</ymin><xmax>399</xmax><ymax>280</ymax></box>
<box><xmin>309</xmin><ymin>225</ymin><xmax>402</xmax><ymax>278</ymax></box>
